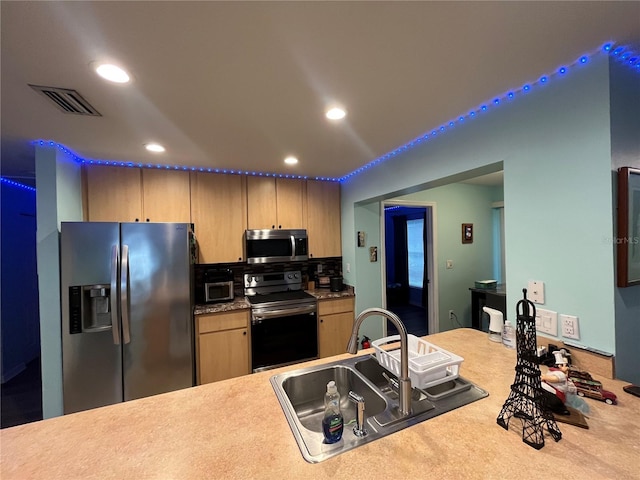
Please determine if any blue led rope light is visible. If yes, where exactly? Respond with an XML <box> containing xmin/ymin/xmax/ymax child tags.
<box><xmin>1</xmin><ymin>177</ymin><xmax>36</xmax><ymax>192</ymax></box>
<box><xmin>32</xmin><ymin>140</ymin><xmax>337</xmax><ymax>182</ymax></box>
<box><xmin>339</xmin><ymin>42</ymin><xmax>640</xmax><ymax>182</ymax></box>
<box><xmin>30</xmin><ymin>42</ymin><xmax>640</xmax><ymax>185</ymax></box>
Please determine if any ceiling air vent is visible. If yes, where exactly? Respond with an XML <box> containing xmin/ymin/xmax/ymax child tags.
<box><xmin>29</xmin><ymin>84</ymin><xmax>101</xmax><ymax>116</ymax></box>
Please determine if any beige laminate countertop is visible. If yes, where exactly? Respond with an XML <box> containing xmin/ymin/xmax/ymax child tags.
<box><xmin>2</xmin><ymin>328</ymin><xmax>638</xmax><ymax>480</ymax></box>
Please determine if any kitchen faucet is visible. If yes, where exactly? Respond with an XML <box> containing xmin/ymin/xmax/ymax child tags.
<box><xmin>346</xmin><ymin>308</ymin><xmax>413</xmax><ymax>416</ymax></box>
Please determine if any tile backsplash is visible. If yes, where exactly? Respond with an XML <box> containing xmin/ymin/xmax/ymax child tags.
<box><xmin>194</xmin><ymin>257</ymin><xmax>343</xmax><ymax>299</ymax></box>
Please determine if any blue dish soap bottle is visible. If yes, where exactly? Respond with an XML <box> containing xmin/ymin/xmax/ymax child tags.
<box><xmin>322</xmin><ymin>381</ymin><xmax>344</xmax><ymax>443</ymax></box>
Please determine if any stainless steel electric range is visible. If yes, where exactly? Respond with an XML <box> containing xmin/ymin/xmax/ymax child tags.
<box><xmin>245</xmin><ymin>271</ymin><xmax>318</xmax><ymax>372</ymax></box>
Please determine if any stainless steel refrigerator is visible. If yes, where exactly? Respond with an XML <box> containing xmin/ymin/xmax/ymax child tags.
<box><xmin>60</xmin><ymin>222</ymin><xmax>195</xmax><ymax>414</ymax></box>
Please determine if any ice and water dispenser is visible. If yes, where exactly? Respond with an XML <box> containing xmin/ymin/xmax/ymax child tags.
<box><xmin>68</xmin><ymin>285</ymin><xmax>113</xmax><ymax>334</ymax></box>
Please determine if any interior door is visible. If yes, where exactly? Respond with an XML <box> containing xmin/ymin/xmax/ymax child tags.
<box><xmin>383</xmin><ymin>206</ymin><xmax>430</xmax><ymax>337</ymax></box>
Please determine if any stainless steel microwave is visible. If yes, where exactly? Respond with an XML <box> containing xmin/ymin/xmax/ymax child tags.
<box><xmin>245</xmin><ymin>229</ymin><xmax>308</xmax><ymax>264</ymax></box>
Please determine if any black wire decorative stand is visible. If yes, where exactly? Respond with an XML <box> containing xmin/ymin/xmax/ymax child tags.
<box><xmin>496</xmin><ymin>289</ymin><xmax>562</xmax><ymax>449</ymax></box>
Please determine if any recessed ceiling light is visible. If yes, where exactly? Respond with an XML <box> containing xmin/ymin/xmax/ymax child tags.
<box><xmin>95</xmin><ymin>64</ymin><xmax>130</xmax><ymax>83</ymax></box>
<box><xmin>145</xmin><ymin>143</ymin><xmax>165</xmax><ymax>153</ymax></box>
<box><xmin>325</xmin><ymin>107</ymin><xmax>346</xmax><ymax>120</ymax></box>
<box><xmin>284</xmin><ymin>156</ymin><xmax>298</xmax><ymax>165</ymax></box>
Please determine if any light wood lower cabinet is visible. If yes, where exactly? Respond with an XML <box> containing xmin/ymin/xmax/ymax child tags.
<box><xmin>196</xmin><ymin>310</ymin><xmax>250</xmax><ymax>385</ymax></box>
<box><xmin>318</xmin><ymin>297</ymin><xmax>355</xmax><ymax>358</ymax></box>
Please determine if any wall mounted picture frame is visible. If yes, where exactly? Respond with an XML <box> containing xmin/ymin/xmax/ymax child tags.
<box><xmin>369</xmin><ymin>246</ymin><xmax>378</xmax><ymax>262</ymax></box>
<box><xmin>357</xmin><ymin>231</ymin><xmax>366</xmax><ymax>247</ymax></box>
<box><xmin>617</xmin><ymin>167</ymin><xmax>640</xmax><ymax>287</ymax></box>
<box><xmin>462</xmin><ymin>223</ymin><xmax>473</xmax><ymax>244</ymax></box>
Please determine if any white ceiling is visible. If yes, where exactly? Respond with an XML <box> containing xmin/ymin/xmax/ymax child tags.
<box><xmin>2</xmin><ymin>2</ymin><xmax>639</xmax><ymax>186</ymax></box>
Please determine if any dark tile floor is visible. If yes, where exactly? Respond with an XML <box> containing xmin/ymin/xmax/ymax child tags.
<box><xmin>1</xmin><ymin>357</ymin><xmax>43</xmax><ymax>429</ymax></box>
<box><xmin>387</xmin><ymin>304</ymin><xmax>428</xmax><ymax>337</ymax></box>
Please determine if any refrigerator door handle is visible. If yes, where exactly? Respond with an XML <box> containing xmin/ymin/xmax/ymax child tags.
<box><xmin>111</xmin><ymin>245</ymin><xmax>121</xmax><ymax>345</ymax></box>
<box><xmin>121</xmin><ymin>244</ymin><xmax>132</xmax><ymax>344</ymax></box>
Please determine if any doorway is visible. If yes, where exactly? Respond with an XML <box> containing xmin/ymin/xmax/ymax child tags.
<box><xmin>382</xmin><ymin>202</ymin><xmax>437</xmax><ymax>337</ymax></box>
<box><xmin>1</xmin><ymin>181</ymin><xmax>42</xmax><ymax>428</ymax></box>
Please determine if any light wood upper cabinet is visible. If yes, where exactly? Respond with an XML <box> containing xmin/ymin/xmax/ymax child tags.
<box><xmin>190</xmin><ymin>172</ymin><xmax>247</xmax><ymax>263</ymax></box>
<box><xmin>84</xmin><ymin>165</ymin><xmax>190</xmax><ymax>223</ymax></box>
<box><xmin>247</xmin><ymin>177</ymin><xmax>277</xmax><ymax>229</ymax></box>
<box><xmin>276</xmin><ymin>178</ymin><xmax>305</xmax><ymax>229</ymax></box>
<box><xmin>247</xmin><ymin>177</ymin><xmax>304</xmax><ymax>230</ymax></box>
<box><xmin>141</xmin><ymin>169</ymin><xmax>191</xmax><ymax>222</ymax></box>
<box><xmin>306</xmin><ymin>180</ymin><xmax>341</xmax><ymax>258</ymax></box>
<box><xmin>84</xmin><ymin>165</ymin><xmax>142</xmax><ymax>222</ymax></box>
<box><xmin>84</xmin><ymin>167</ymin><xmax>341</xmax><ymax>262</ymax></box>
<box><xmin>318</xmin><ymin>297</ymin><xmax>355</xmax><ymax>358</ymax></box>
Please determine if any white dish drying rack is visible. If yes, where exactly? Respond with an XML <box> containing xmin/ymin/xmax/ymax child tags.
<box><xmin>372</xmin><ymin>334</ymin><xmax>463</xmax><ymax>389</ymax></box>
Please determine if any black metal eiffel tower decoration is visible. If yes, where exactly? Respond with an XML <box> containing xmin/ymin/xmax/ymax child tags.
<box><xmin>497</xmin><ymin>289</ymin><xmax>562</xmax><ymax>449</ymax></box>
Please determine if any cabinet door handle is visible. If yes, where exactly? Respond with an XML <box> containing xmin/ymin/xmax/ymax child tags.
<box><xmin>320</xmin><ymin>318</ymin><xmax>324</xmax><ymax>323</ymax></box>
<box><xmin>243</xmin><ymin>331</ymin><xmax>247</xmax><ymax>336</ymax></box>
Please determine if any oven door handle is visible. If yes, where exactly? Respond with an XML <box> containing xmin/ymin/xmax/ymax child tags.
<box><xmin>252</xmin><ymin>304</ymin><xmax>317</xmax><ymax>322</ymax></box>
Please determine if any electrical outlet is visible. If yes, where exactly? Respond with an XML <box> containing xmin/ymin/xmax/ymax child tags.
<box><xmin>535</xmin><ymin>309</ymin><xmax>557</xmax><ymax>336</ymax></box>
<box><xmin>449</xmin><ymin>310</ymin><xmax>455</xmax><ymax>320</ymax></box>
<box><xmin>317</xmin><ymin>264</ymin><xmax>323</xmax><ymax>273</ymax></box>
<box><xmin>560</xmin><ymin>314</ymin><xmax>580</xmax><ymax>339</ymax></box>
<box><xmin>446</xmin><ymin>260</ymin><xmax>453</xmax><ymax>269</ymax></box>
<box><xmin>346</xmin><ymin>263</ymin><xmax>350</xmax><ymax>273</ymax></box>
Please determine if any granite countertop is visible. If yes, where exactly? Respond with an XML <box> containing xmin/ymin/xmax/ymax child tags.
<box><xmin>306</xmin><ymin>285</ymin><xmax>355</xmax><ymax>300</ymax></box>
<box><xmin>3</xmin><ymin>328</ymin><xmax>638</xmax><ymax>479</ymax></box>
<box><xmin>193</xmin><ymin>298</ymin><xmax>250</xmax><ymax>315</ymax></box>
<box><xmin>193</xmin><ymin>286</ymin><xmax>355</xmax><ymax>315</ymax></box>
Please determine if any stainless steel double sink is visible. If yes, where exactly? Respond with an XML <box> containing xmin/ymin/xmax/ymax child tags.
<box><xmin>270</xmin><ymin>354</ymin><xmax>488</xmax><ymax>463</ymax></box>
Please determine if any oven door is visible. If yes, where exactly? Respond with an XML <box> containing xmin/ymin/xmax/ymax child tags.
<box><xmin>250</xmin><ymin>304</ymin><xmax>318</xmax><ymax>372</ymax></box>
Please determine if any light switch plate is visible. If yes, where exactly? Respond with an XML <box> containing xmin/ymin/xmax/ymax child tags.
<box><xmin>560</xmin><ymin>314</ymin><xmax>580</xmax><ymax>340</ymax></box>
<box><xmin>528</xmin><ymin>280</ymin><xmax>545</xmax><ymax>304</ymax></box>
<box><xmin>535</xmin><ymin>308</ymin><xmax>557</xmax><ymax>336</ymax></box>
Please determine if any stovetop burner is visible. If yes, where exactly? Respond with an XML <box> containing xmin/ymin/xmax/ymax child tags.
<box><xmin>244</xmin><ymin>270</ymin><xmax>316</xmax><ymax>309</ymax></box>
<box><xmin>246</xmin><ymin>290</ymin><xmax>316</xmax><ymax>308</ymax></box>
